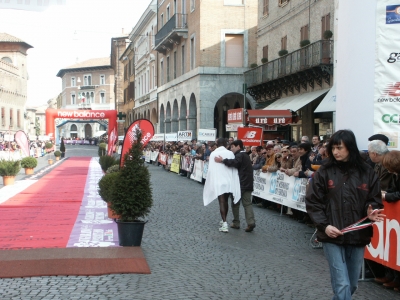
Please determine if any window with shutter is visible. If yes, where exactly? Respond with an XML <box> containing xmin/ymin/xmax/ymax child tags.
<box><xmin>225</xmin><ymin>34</ymin><xmax>244</xmax><ymax>67</ymax></box>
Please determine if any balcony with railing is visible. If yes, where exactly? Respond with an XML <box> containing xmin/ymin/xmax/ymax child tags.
<box><xmin>244</xmin><ymin>40</ymin><xmax>333</xmax><ymax>102</ymax></box>
<box><xmin>155</xmin><ymin>13</ymin><xmax>188</xmax><ymax>54</ymax></box>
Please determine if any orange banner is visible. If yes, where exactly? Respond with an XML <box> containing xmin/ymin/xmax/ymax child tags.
<box><xmin>365</xmin><ymin>200</ymin><xmax>400</xmax><ymax>271</ymax></box>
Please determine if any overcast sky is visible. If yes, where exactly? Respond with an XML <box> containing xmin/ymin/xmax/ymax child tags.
<box><xmin>0</xmin><ymin>0</ymin><xmax>150</xmax><ymax>107</ymax></box>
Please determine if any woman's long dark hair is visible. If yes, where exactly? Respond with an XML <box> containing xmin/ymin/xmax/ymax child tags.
<box><xmin>325</xmin><ymin>129</ymin><xmax>367</xmax><ymax>173</ymax></box>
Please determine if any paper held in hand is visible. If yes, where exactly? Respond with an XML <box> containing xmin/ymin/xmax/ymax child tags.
<box><xmin>340</xmin><ymin>209</ymin><xmax>379</xmax><ymax>234</ymax></box>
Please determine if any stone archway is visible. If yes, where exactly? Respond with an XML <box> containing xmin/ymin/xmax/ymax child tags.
<box><xmin>159</xmin><ymin>104</ymin><xmax>165</xmax><ymax>133</ymax></box>
<box><xmin>188</xmin><ymin>93</ymin><xmax>197</xmax><ymax>139</ymax></box>
<box><xmin>180</xmin><ymin>96</ymin><xmax>187</xmax><ymax>131</ymax></box>
<box><xmin>172</xmin><ymin>99</ymin><xmax>179</xmax><ymax>132</ymax></box>
<box><xmin>84</xmin><ymin>124</ymin><xmax>92</xmax><ymax>138</ymax></box>
<box><xmin>165</xmin><ymin>102</ymin><xmax>171</xmax><ymax>133</ymax></box>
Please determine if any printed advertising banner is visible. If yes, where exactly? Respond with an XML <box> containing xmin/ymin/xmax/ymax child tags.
<box><xmin>374</xmin><ymin>2</ymin><xmax>400</xmax><ymax>149</ymax></box>
<box><xmin>198</xmin><ymin>129</ymin><xmax>216</xmax><ymax>141</ymax></box>
<box><xmin>165</xmin><ymin>133</ymin><xmax>178</xmax><ymax>142</ymax></box>
<box><xmin>252</xmin><ymin>170</ymin><xmax>307</xmax><ymax>212</ymax></box>
<box><xmin>151</xmin><ymin>134</ymin><xmax>165</xmax><ymax>141</ymax></box>
<box><xmin>170</xmin><ymin>154</ymin><xmax>181</xmax><ymax>173</ymax></box>
<box><xmin>237</xmin><ymin>127</ymin><xmax>263</xmax><ymax>146</ymax></box>
<box><xmin>178</xmin><ymin>131</ymin><xmax>193</xmax><ymax>141</ymax></box>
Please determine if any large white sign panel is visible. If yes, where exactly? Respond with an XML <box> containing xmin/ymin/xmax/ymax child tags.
<box><xmin>178</xmin><ymin>130</ymin><xmax>193</xmax><ymax>141</ymax></box>
<box><xmin>373</xmin><ymin>1</ymin><xmax>400</xmax><ymax>149</ymax></box>
<box><xmin>165</xmin><ymin>133</ymin><xmax>178</xmax><ymax>142</ymax></box>
<box><xmin>197</xmin><ymin>129</ymin><xmax>216</xmax><ymax>141</ymax></box>
<box><xmin>151</xmin><ymin>134</ymin><xmax>165</xmax><ymax>141</ymax></box>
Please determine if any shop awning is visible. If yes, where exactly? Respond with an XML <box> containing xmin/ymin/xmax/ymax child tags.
<box><xmin>314</xmin><ymin>85</ymin><xmax>336</xmax><ymax>113</ymax></box>
<box><xmin>247</xmin><ymin>109</ymin><xmax>293</xmax><ymax>126</ymax></box>
<box><xmin>264</xmin><ymin>89</ymin><xmax>329</xmax><ymax>112</ymax></box>
<box><xmin>93</xmin><ymin>130</ymin><xmax>107</xmax><ymax>137</ymax></box>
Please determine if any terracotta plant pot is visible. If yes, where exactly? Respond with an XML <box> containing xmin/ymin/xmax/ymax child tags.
<box><xmin>25</xmin><ymin>168</ymin><xmax>34</xmax><ymax>175</ymax></box>
<box><xmin>107</xmin><ymin>203</ymin><xmax>120</xmax><ymax>219</ymax></box>
<box><xmin>55</xmin><ymin>157</ymin><xmax>60</xmax><ymax>161</ymax></box>
<box><xmin>48</xmin><ymin>159</ymin><xmax>54</xmax><ymax>165</ymax></box>
<box><xmin>2</xmin><ymin>176</ymin><xmax>15</xmax><ymax>186</ymax></box>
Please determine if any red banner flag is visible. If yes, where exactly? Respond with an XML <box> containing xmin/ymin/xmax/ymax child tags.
<box><xmin>14</xmin><ymin>130</ymin><xmax>30</xmax><ymax>157</ymax></box>
<box><xmin>120</xmin><ymin>119</ymin><xmax>154</xmax><ymax>167</ymax></box>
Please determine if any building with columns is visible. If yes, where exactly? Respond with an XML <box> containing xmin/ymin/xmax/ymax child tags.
<box><xmin>145</xmin><ymin>0</ymin><xmax>258</xmax><ymax>138</ymax></box>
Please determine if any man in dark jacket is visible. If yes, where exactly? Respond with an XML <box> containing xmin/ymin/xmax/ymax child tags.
<box><xmin>306</xmin><ymin>130</ymin><xmax>384</xmax><ymax>300</ymax></box>
<box><xmin>215</xmin><ymin>140</ymin><xmax>256</xmax><ymax>232</ymax></box>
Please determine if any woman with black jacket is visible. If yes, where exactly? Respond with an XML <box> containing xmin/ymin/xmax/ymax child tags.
<box><xmin>306</xmin><ymin>130</ymin><xmax>385</xmax><ymax>300</ymax></box>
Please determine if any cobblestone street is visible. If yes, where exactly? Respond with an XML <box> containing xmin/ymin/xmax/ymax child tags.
<box><xmin>0</xmin><ymin>146</ymin><xmax>396</xmax><ymax>299</ymax></box>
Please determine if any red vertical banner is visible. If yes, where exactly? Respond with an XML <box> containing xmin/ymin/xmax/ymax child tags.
<box><xmin>120</xmin><ymin>119</ymin><xmax>155</xmax><ymax>167</ymax></box>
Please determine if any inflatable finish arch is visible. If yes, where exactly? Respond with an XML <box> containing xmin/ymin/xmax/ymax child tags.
<box><xmin>45</xmin><ymin>108</ymin><xmax>118</xmax><ymax>155</ymax></box>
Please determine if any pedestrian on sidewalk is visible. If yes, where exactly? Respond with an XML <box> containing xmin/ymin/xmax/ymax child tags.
<box><xmin>203</xmin><ymin>138</ymin><xmax>241</xmax><ymax>233</ymax></box>
<box><xmin>214</xmin><ymin>140</ymin><xmax>256</xmax><ymax>232</ymax></box>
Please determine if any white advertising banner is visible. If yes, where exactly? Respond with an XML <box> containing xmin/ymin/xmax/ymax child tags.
<box><xmin>150</xmin><ymin>150</ymin><xmax>159</xmax><ymax>162</ymax></box>
<box><xmin>177</xmin><ymin>130</ymin><xmax>193</xmax><ymax>141</ymax></box>
<box><xmin>197</xmin><ymin>129</ymin><xmax>216</xmax><ymax>141</ymax></box>
<box><xmin>374</xmin><ymin>2</ymin><xmax>400</xmax><ymax>149</ymax></box>
<box><xmin>3</xmin><ymin>134</ymin><xmax>14</xmax><ymax>142</ymax></box>
<box><xmin>151</xmin><ymin>134</ymin><xmax>165</xmax><ymax>141</ymax></box>
<box><xmin>145</xmin><ymin>151</ymin><xmax>151</xmax><ymax>163</ymax></box>
<box><xmin>190</xmin><ymin>159</ymin><xmax>204</xmax><ymax>182</ymax></box>
<box><xmin>252</xmin><ymin>170</ymin><xmax>307</xmax><ymax>212</ymax></box>
<box><xmin>165</xmin><ymin>133</ymin><xmax>178</xmax><ymax>142</ymax></box>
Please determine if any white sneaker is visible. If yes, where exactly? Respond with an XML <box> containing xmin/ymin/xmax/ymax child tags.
<box><xmin>219</xmin><ymin>222</ymin><xmax>228</xmax><ymax>233</ymax></box>
<box><xmin>219</xmin><ymin>220</ymin><xmax>223</xmax><ymax>227</ymax></box>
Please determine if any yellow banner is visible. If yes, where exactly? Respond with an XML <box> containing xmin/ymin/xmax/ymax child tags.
<box><xmin>170</xmin><ymin>154</ymin><xmax>181</xmax><ymax>173</ymax></box>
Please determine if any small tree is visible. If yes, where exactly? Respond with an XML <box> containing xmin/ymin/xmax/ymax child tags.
<box><xmin>323</xmin><ymin>30</ymin><xmax>333</xmax><ymax>40</ymax></box>
<box><xmin>261</xmin><ymin>57</ymin><xmax>268</xmax><ymax>64</ymax></box>
<box><xmin>110</xmin><ymin>129</ymin><xmax>152</xmax><ymax>222</ymax></box>
<box><xmin>278</xmin><ymin>49</ymin><xmax>288</xmax><ymax>57</ymax></box>
<box><xmin>250</xmin><ymin>63</ymin><xmax>258</xmax><ymax>68</ymax></box>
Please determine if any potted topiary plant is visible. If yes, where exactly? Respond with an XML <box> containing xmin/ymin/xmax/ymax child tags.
<box><xmin>0</xmin><ymin>159</ymin><xmax>21</xmax><ymax>186</ymax></box>
<box><xmin>323</xmin><ymin>30</ymin><xmax>333</xmax><ymax>40</ymax></box>
<box><xmin>300</xmin><ymin>39</ymin><xmax>310</xmax><ymax>48</ymax></box>
<box><xmin>60</xmin><ymin>138</ymin><xmax>66</xmax><ymax>158</ymax></box>
<box><xmin>98</xmin><ymin>142</ymin><xmax>107</xmax><ymax>157</ymax></box>
<box><xmin>20</xmin><ymin>157</ymin><xmax>38</xmax><ymax>175</ymax></box>
<box><xmin>99</xmin><ymin>155</ymin><xmax>119</xmax><ymax>173</ymax></box>
<box><xmin>54</xmin><ymin>150</ymin><xmax>61</xmax><ymax>161</ymax></box>
<box><xmin>278</xmin><ymin>49</ymin><xmax>288</xmax><ymax>57</ymax></box>
<box><xmin>45</xmin><ymin>142</ymin><xmax>54</xmax><ymax>164</ymax></box>
<box><xmin>250</xmin><ymin>63</ymin><xmax>258</xmax><ymax>68</ymax></box>
<box><xmin>98</xmin><ymin>168</ymin><xmax>120</xmax><ymax>219</ymax></box>
<box><xmin>261</xmin><ymin>57</ymin><xmax>268</xmax><ymax>64</ymax></box>
<box><xmin>110</xmin><ymin>128</ymin><xmax>152</xmax><ymax>246</ymax></box>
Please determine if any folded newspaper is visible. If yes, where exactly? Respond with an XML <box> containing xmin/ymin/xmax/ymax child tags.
<box><xmin>341</xmin><ymin>209</ymin><xmax>379</xmax><ymax>234</ymax></box>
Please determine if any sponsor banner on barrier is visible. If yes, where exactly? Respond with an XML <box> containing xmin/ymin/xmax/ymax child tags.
<box><xmin>180</xmin><ymin>155</ymin><xmax>192</xmax><ymax>172</ymax></box>
<box><xmin>150</xmin><ymin>151</ymin><xmax>159</xmax><ymax>162</ymax></box>
<box><xmin>237</xmin><ymin>127</ymin><xmax>263</xmax><ymax>146</ymax></box>
<box><xmin>202</xmin><ymin>161</ymin><xmax>208</xmax><ymax>179</ymax></box>
<box><xmin>165</xmin><ymin>133</ymin><xmax>178</xmax><ymax>141</ymax></box>
<box><xmin>170</xmin><ymin>154</ymin><xmax>181</xmax><ymax>173</ymax></box>
<box><xmin>178</xmin><ymin>130</ymin><xmax>193</xmax><ymax>141</ymax></box>
<box><xmin>374</xmin><ymin>1</ymin><xmax>400</xmax><ymax>149</ymax></box>
<box><xmin>365</xmin><ymin>200</ymin><xmax>400</xmax><ymax>271</ymax></box>
<box><xmin>190</xmin><ymin>159</ymin><xmax>204</xmax><ymax>182</ymax></box>
<box><xmin>145</xmin><ymin>151</ymin><xmax>151</xmax><ymax>163</ymax></box>
<box><xmin>252</xmin><ymin>170</ymin><xmax>307</xmax><ymax>212</ymax></box>
<box><xmin>198</xmin><ymin>129</ymin><xmax>216</xmax><ymax>141</ymax></box>
<box><xmin>158</xmin><ymin>153</ymin><xmax>168</xmax><ymax>165</ymax></box>
<box><xmin>151</xmin><ymin>134</ymin><xmax>165</xmax><ymax>141</ymax></box>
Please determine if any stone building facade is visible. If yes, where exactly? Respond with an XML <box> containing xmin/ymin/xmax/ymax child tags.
<box><xmin>0</xmin><ymin>33</ymin><xmax>32</xmax><ymax>136</ymax></box>
<box><xmin>244</xmin><ymin>0</ymin><xmax>335</xmax><ymax>141</ymax></box>
<box><xmin>56</xmin><ymin>58</ymin><xmax>115</xmax><ymax>140</ymax></box>
<box><xmin>153</xmin><ymin>0</ymin><xmax>258</xmax><ymax>138</ymax></box>
<box><xmin>129</xmin><ymin>0</ymin><xmax>158</xmax><ymax>127</ymax></box>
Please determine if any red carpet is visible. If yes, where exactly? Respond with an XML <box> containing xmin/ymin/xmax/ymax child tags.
<box><xmin>0</xmin><ymin>158</ymin><xmax>90</xmax><ymax>249</ymax></box>
<box><xmin>0</xmin><ymin>157</ymin><xmax>151</xmax><ymax>277</ymax></box>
